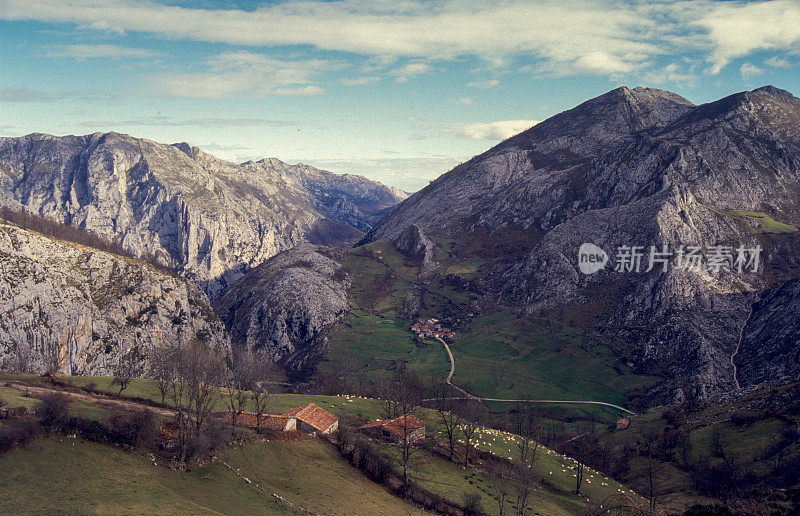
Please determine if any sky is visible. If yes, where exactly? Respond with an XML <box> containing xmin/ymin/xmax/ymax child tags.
<box><xmin>0</xmin><ymin>0</ymin><xmax>799</xmax><ymax>192</ymax></box>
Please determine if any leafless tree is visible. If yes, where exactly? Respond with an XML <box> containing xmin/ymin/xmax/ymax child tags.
<box><xmin>510</xmin><ymin>402</ymin><xmax>543</xmax><ymax>469</ymax></box>
<box><xmin>430</xmin><ymin>379</ymin><xmax>460</xmax><ymax>462</ymax></box>
<box><xmin>461</xmin><ymin>491</ymin><xmax>483</xmax><ymax>516</ymax></box>
<box><xmin>148</xmin><ymin>345</ymin><xmax>176</xmax><ymax>405</ymax></box>
<box><xmin>377</xmin><ymin>371</ymin><xmax>425</xmax><ymax>493</ymax></box>
<box><xmin>112</xmin><ymin>348</ymin><xmax>144</xmax><ymax>395</ymax></box>
<box><xmin>487</xmin><ymin>461</ymin><xmax>513</xmax><ymax>516</ymax></box>
<box><xmin>639</xmin><ymin>428</ymin><xmax>661</xmax><ymax>512</ymax></box>
<box><xmin>223</xmin><ymin>347</ymin><xmax>254</xmax><ymax>428</ymax></box>
<box><xmin>512</xmin><ymin>463</ymin><xmax>539</xmax><ymax>516</ymax></box>
<box><xmin>458</xmin><ymin>400</ymin><xmax>488</xmax><ymax>468</ymax></box>
<box><xmin>250</xmin><ymin>353</ymin><xmax>283</xmax><ymax>433</ymax></box>
<box><xmin>165</xmin><ymin>339</ymin><xmax>225</xmax><ymax>466</ymax></box>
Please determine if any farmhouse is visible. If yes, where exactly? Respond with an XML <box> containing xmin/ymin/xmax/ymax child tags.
<box><xmin>616</xmin><ymin>417</ymin><xmax>631</xmax><ymax>430</ymax></box>
<box><xmin>283</xmin><ymin>403</ymin><xmax>339</xmax><ymax>434</ymax></box>
<box><xmin>359</xmin><ymin>415</ymin><xmax>426</xmax><ymax>444</ymax></box>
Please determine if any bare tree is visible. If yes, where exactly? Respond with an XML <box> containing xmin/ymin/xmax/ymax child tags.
<box><xmin>510</xmin><ymin>402</ymin><xmax>543</xmax><ymax>469</ymax></box>
<box><xmin>458</xmin><ymin>400</ymin><xmax>488</xmax><ymax>468</ymax></box>
<box><xmin>166</xmin><ymin>339</ymin><xmax>225</xmax><ymax>467</ymax></box>
<box><xmin>148</xmin><ymin>345</ymin><xmax>175</xmax><ymax>405</ymax></box>
<box><xmin>377</xmin><ymin>371</ymin><xmax>425</xmax><ymax>494</ymax></box>
<box><xmin>431</xmin><ymin>379</ymin><xmax>460</xmax><ymax>462</ymax></box>
<box><xmin>111</xmin><ymin>348</ymin><xmax>143</xmax><ymax>395</ymax></box>
<box><xmin>639</xmin><ymin>428</ymin><xmax>661</xmax><ymax>512</ymax></box>
<box><xmin>461</xmin><ymin>491</ymin><xmax>483</xmax><ymax>516</ymax></box>
<box><xmin>512</xmin><ymin>463</ymin><xmax>539</xmax><ymax>516</ymax></box>
<box><xmin>250</xmin><ymin>353</ymin><xmax>283</xmax><ymax>433</ymax></box>
<box><xmin>487</xmin><ymin>462</ymin><xmax>513</xmax><ymax>516</ymax></box>
<box><xmin>223</xmin><ymin>347</ymin><xmax>254</xmax><ymax>428</ymax></box>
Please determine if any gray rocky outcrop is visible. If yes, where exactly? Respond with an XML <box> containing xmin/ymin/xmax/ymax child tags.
<box><xmin>0</xmin><ymin>221</ymin><xmax>228</xmax><ymax>375</ymax></box>
<box><xmin>213</xmin><ymin>244</ymin><xmax>350</xmax><ymax>380</ymax></box>
<box><xmin>0</xmin><ymin>133</ymin><xmax>404</xmax><ymax>300</ymax></box>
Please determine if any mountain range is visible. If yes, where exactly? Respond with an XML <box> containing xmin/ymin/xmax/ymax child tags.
<box><xmin>2</xmin><ymin>86</ymin><xmax>800</xmax><ymax>406</ymax></box>
<box><xmin>0</xmin><ymin>132</ymin><xmax>405</xmax><ymax>299</ymax></box>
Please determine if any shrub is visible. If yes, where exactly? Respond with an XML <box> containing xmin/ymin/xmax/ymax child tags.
<box><xmin>462</xmin><ymin>491</ymin><xmax>483</xmax><ymax>516</ymax></box>
<box><xmin>0</xmin><ymin>421</ymin><xmax>42</xmax><ymax>454</ymax></box>
<box><xmin>109</xmin><ymin>409</ymin><xmax>158</xmax><ymax>449</ymax></box>
<box><xmin>729</xmin><ymin>410</ymin><xmax>760</xmax><ymax>425</ymax></box>
<box><xmin>36</xmin><ymin>393</ymin><xmax>72</xmax><ymax>431</ymax></box>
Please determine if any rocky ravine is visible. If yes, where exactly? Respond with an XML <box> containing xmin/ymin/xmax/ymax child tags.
<box><xmin>363</xmin><ymin>86</ymin><xmax>800</xmax><ymax>403</ymax></box>
<box><xmin>213</xmin><ymin>244</ymin><xmax>349</xmax><ymax>381</ymax></box>
<box><xmin>0</xmin><ymin>221</ymin><xmax>228</xmax><ymax>375</ymax></box>
<box><xmin>0</xmin><ymin>132</ymin><xmax>405</xmax><ymax>299</ymax></box>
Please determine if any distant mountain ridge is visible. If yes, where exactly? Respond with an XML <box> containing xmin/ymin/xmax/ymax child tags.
<box><xmin>0</xmin><ymin>132</ymin><xmax>406</xmax><ymax>299</ymax></box>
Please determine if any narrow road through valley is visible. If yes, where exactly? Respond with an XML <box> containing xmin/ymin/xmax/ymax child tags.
<box><xmin>431</xmin><ymin>337</ymin><xmax>636</xmax><ymax>416</ymax></box>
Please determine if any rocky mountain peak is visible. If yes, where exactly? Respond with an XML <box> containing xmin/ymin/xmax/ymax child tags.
<box><xmin>0</xmin><ymin>132</ymin><xmax>406</xmax><ymax>299</ymax></box>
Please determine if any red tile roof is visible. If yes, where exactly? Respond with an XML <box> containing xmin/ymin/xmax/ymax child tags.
<box><xmin>283</xmin><ymin>403</ymin><xmax>338</xmax><ymax>432</ymax></box>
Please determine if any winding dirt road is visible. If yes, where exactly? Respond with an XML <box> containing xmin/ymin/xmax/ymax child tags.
<box><xmin>431</xmin><ymin>337</ymin><xmax>635</xmax><ymax>416</ymax></box>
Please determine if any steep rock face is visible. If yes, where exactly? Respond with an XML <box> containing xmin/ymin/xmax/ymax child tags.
<box><xmin>391</xmin><ymin>224</ymin><xmax>438</xmax><ymax>276</ymax></box>
<box><xmin>0</xmin><ymin>221</ymin><xmax>228</xmax><ymax>375</ymax></box>
<box><xmin>0</xmin><ymin>133</ymin><xmax>404</xmax><ymax>299</ymax></box>
<box><xmin>213</xmin><ymin>245</ymin><xmax>349</xmax><ymax>380</ymax></box>
<box><xmin>364</xmin><ymin>86</ymin><xmax>800</xmax><ymax>403</ymax></box>
<box><xmin>737</xmin><ymin>277</ymin><xmax>800</xmax><ymax>388</ymax></box>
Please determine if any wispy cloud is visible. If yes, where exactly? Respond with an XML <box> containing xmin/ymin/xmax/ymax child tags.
<box><xmin>390</xmin><ymin>62</ymin><xmax>432</xmax><ymax>83</ymax></box>
<box><xmin>441</xmin><ymin>119</ymin><xmax>540</xmax><ymax>141</ymax></box>
<box><xmin>8</xmin><ymin>0</ymin><xmax>782</xmax><ymax>77</ymax></box>
<box><xmin>765</xmin><ymin>56</ymin><xmax>791</xmax><ymax>68</ymax></box>
<box><xmin>46</xmin><ymin>43</ymin><xmax>156</xmax><ymax>60</ymax></box>
<box><xmin>644</xmin><ymin>62</ymin><xmax>697</xmax><ymax>86</ymax></box>
<box><xmin>0</xmin><ymin>86</ymin><xmax>52</xmax><ymax>102</ymax></box>
<box><xmin>466</xmin><ymin>79</ymin><xmax>499</xmax><ymax>89</ymax></box>
<box><xmin>341</xmin><ymin>76</ymin><xmax>381</xmax><ymax>86</ymax></box>
<box><xmin>688</xmin><ymin>0</ymin><xmax>800</xmax><ymax>74</ymax></box>
<box><xmin>152</xmin><ymin>51</ymin><xmax>329</xmax><ymax>98</ymax></box>
<box><xmin>74</xmin><ymin>116</ymin><xmax>298</xmax><ymax>128</ymax></box>
<box><xmin>454</xmin><ymin>97</ymin><xmax>473</xmax><ymax>105</ymax></box>
<box><xmin>740</xmin><ymin>62</ymin><xmax>764</xmax><ymax>79</ymax></box>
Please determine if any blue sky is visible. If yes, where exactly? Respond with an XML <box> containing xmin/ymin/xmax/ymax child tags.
<box><xmin>1</xmin><ymin>0</ymin><xmax>798</xmax><ymax>191</ymax></box>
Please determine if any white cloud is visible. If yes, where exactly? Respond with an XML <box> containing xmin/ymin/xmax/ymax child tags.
<box><xmin>0</xmin><ymin>86</ymin><xmax>52</xmax><ymax>102</ymax></box>
<box><xmin>739</xmin><ymin>62</ymin><xmax>764</xmax><ymax>79</ymax></box>
<box><xmin>687</xmin><ymin>0</ymin><xmax>800</xmax><ymax>74</ymax></box>
<box><xmin>341</xmin><ymin>76</ymin><xmax>381</xmax><ymax>86</ymax></box>
<box><xmin>455</xmin><ymin>97</ymin><xmax>473</xmax><ymax>105</ymax></box>
<box><xmin>46</xmin><ymin>43</ymin><xmax>155</xmax><ymax>60</ymax></box>
<box><xmin>466</xmin><ymin>79</ymin><xmax>499</xmax><ymax>89</ymax></box>
<box><xmin>0</xmin><ymin>0</ymin><xmax>685</xmax><ymax>78</ymax></box>
<box><xmin>74</xmin><ymin>116</ymin><xmax>297</xmax><ymax>128</ymax></box>
<box><xmin>643</xmin><ymin>62</ymin><xmax>697</xmax><ymax>86</ymax></box>
<box><xmin>4</xmin><ymin>0</ymin><xmax>800</xmax><ymax>78</ymax></box>
<box><xmin>153</xmin><ymin>51</ymin><xmax>329</xmax><ymax>98</ymax></box>
<box><xmin>442</xmin><ymin>119</ymin><xmax>540</xmax><ymax>141</ymax></box>
<box><xmin>390</xmin><ymin>62</ymin><xmax>432</xmax><ymax>83</ymax></box>
<box><xmin>765</xmin><ymin>56</ymin><xmax>791</xmax><ymax>68</ymax></box>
